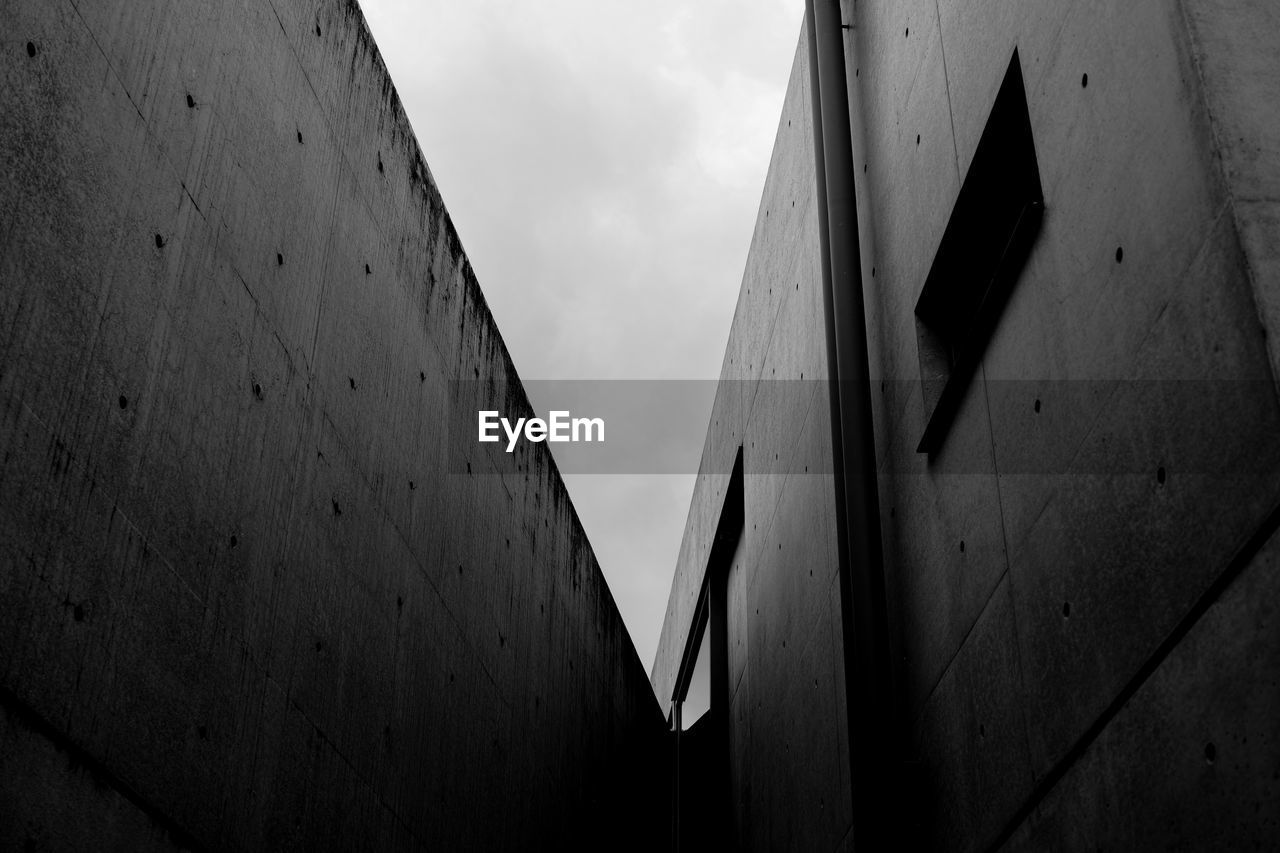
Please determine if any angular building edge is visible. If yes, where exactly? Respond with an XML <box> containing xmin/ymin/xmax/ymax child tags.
<box><xmin>653</xmin><ymin>1</ymin><xmax>1280</xmax><ymax>850</ymax></box>
<box><xmin>0</xmin><ymin>0</ymin><xmax>667</xmax><ymax>850</ymax></box>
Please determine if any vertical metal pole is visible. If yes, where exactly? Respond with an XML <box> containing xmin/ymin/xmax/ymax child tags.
<box><xmin>805</xmin><ymin>0</ymin><xmax>894</xmax><ymax>848</ymax></box>
<box><xmin>672</xmin><ymin>702</ymin><xmax>681</xmax><ymax>852</ymax></box>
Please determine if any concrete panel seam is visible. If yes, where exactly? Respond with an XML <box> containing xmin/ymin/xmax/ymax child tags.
<box><xmin>930</xmin><ymin>0</ymin><xmax>962</xmax><ymax>180</ymax></box>
<box><xmin>910</xmin><ymin>556</ymin><xmax>1009</xmax><ymax>732</ymax></box>
<box><xmin>976</xmin><ymin>370</ymin><xmax>1037</xmax><ymax>815</ymax></box>
<box><xmin>59</xmin><ymin>0</ymin><xmax>215</xmax><ymax>235</ymax></box>
<box><xmin>982</xmin><ymin>494</ymin><xmax>1280</xmax><ymax>852</ymax></box>
<box><xmin>272</xmin><ymin>679</ymin><xmax>430</xmax><ymax>847</ymax></box>
<box><xmin>0</xmin><ymin>686</ymin><xmax>207</xmax><ymax>852</ymax></box>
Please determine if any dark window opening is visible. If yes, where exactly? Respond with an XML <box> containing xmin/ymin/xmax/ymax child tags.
<box><xmin>672</xmin><ymin>588</ymin><xmax>711</xmax><ymax>733</ymax></box>
<box><xmin>670</xmin><ymin>447</ymin><xmax>743</xmax><ymax>851</ymax></box>
<box><xmin>915</xmin><ymin>49</ymin><xmax>1043</xmax><ymax>454</ymax></box>
<box><xmin>679</xmin><ymin>619</ymin><xmax>711</xmax><ymax>730</ymax></box>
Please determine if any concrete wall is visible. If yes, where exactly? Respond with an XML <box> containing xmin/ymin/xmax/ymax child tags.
<box><xmin>652</xmin><ymin>31</ymin><xmax>856</xmax><ymax>853</ymax></box>
<box><xmin>0</xmin><ymin>1</ymin><xmax>665</xmax><ymax>850</ymax></box>
<box><xmin>846</xmin><ymin>0</ymin><xmax>1280</xmax><ymax>847</ymax></box>
<box><xmin>656</xmin><ymin>0</ymin><xmax>1280</xmax><ymax>849</ymax></box>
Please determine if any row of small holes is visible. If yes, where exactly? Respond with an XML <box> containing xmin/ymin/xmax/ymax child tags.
<box><xmin>153</xmin><ymin>232</ymin><xmax>298</xmax><ymax>273</ymax></box>
<box><xmin>307</xmin><ymin>23</ymin><xmax>385</xmax><ymax>179</ymax></box>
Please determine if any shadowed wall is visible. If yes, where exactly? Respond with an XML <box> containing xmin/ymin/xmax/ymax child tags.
<box><xmin>0</xmin><ymin>1</ymin><xmax>666</xmax><ymax>850</ymax></box>
<box><xmin>655</xmin><ymin>1</ymin><xmax>1280</xmax><ymax>850</ymax></box>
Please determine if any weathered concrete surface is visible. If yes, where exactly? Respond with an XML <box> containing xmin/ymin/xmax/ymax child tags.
<box><xmin>656</xmin><ymin>0</ymin><xmax>1280</xmax><ymax>849</ymax></box>
<box><xmin>853</xmin><ymin>0</ymin><xmax>1280</xmax><ymax>848</ymax></box>
<box><xmin>1</xmin><ymin>698</ymin><xmax>197</xmax><ymax>851</ymax></box>
<box><xmin>653</xmin><ymin>27</ymin><xmax>855</xmax><ymax>853</ymax></box>
<box><xmin>0</xmin><ymin>0</ymin><xmax>666</xmax><ymax>850</ymax></box>
<box><xmin>1176</xmin><ymin>0</ymin><xmax>1280</xmax><ymax>384</ymax></box>
<box><xmin>1001</xmin><ymin>518</ymin><xmax>1280</xmax><ymax>851</ymax></box>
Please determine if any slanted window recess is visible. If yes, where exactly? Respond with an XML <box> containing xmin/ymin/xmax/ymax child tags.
<box><xmin>673</xmin><ymin>590</ymin><xmax>711</xmax><ymax>731</ymax></box>
<box><xmin>915</xmin><ymin>49</ymin><xmax>1043</xmax><ymax>454</ymax></box>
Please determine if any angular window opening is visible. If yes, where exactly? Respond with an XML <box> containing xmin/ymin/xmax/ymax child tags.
<box><xmin>672</xmin><ymin>585</ymin><xmax>710</xmax><ymax>731</ymax></box>
<box><xmin>915</xmin><ymin>49</ymin><xmax>1043</xmax><ymax>454</ymax></box>
<box><xmin>680</xmin><ymin>619</ymin><xmax>711</xmax><ymax>731</ymax></box>
<box><xmin>670</xmin><ymin>447</ymin><xmax>743</xmax><ymax>851</ymax></box>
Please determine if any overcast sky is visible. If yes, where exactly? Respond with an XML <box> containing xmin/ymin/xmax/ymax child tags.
<box><xmin>360</xmin><ymin>0</ymin><xmax>807</xmax><ymax>673</ymax></box>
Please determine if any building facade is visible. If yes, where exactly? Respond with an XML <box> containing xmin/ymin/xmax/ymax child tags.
<box><xmin>653</xmin><ymin>1</ymin><xmax>1280</xmax><ymax>850</ymax></box>
<box><xmin>0</xmin><ymin>1</ymin><xmax>664</xmax><ymax>849</ymax></box>
<box><xmin>4</xmin><ymin>0</ymin><xmax>1279</xmax><ymax>850</ymax></box>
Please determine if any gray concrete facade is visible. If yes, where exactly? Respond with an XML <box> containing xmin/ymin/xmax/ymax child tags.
<box><xmin>4</xmin><ymin>0</ymin><xmax>1278</xmax><ymax>848</ymax></box>
<box><xmin>0</xmin><ymin>1</ymin><xmax>664</xmax><ymax>850</ymax></box>
<box><xmin>655</xmin><ymin>0</ymin><xmax>1280</xmax><ymax>850</ymax></box>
